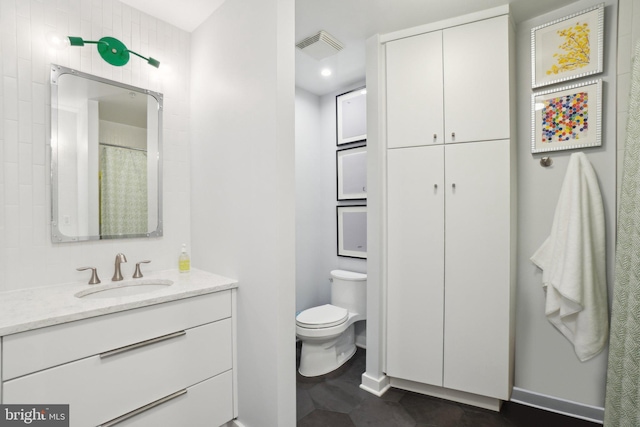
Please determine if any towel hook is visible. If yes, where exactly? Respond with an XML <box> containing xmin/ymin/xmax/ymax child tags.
<box><xmin>540</xmin><ymin>156</ymin><xmax>553</xmax><ymax>167</ymax></box>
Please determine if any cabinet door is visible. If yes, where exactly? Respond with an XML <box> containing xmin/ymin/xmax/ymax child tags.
<box><xmin>443</xmin><ymin>139</ymin><xmax>511</xmax><ymax>399</ymax></box>
<box><xmin>386</xmin><ymin>145</ymin><xmax>445</xmax><ymax>386</ymax></box>
<box><xmin>4</xmin><ymin>320</ymin><xmax>233</xmax><ymax>427</ymax></box>
<box><xmin>443</xmin><ymin>15</ymin><xmax>510</xmax><ymax>144</ymax></box>
<box><xmin>116</xmin><ymin>372</ymin><xmax>233</xmax><ymax>427</ymax></box>
<box><xmin>386</xmin><ymin>31</ymin><xmax>444</xmax><ymax>148</ymax></box>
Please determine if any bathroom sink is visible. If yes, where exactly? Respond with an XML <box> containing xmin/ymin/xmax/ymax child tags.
<box><xmin>75</xmin><ymin>280</ymin><xmax>174</xmax><ymax>299</ymax></box>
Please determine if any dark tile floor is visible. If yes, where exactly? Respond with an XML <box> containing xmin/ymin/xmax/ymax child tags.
<box><xmin>297</xmin><ymin>347</ymin><xmax>600</xmax><ymax>427</ymax></box>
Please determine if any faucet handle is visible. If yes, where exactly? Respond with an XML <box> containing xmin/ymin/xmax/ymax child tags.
<box><xmin>77</xmin><ymin>267</ymin><xmax>101</xmax><ymax>285</ymax></box>
<box><xmin>133</xmin><ymin>260</ymin><xmax>151</xmax><ymax>278</ymax></box>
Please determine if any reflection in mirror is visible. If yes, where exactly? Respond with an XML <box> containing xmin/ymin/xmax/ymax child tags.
<box><xmin>50</xmin><ymin>64</ymin><xmax>163</xmax><ymax>242</ymax></box>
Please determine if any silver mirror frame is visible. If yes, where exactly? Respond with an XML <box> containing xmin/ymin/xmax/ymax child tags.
<box><xmin>50</xmin><ymin>64</ymin><xmax>164</xmax><ymax>243</ymax></box>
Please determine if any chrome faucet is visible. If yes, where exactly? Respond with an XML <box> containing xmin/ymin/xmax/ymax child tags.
<box><xmin>112</xmin><ymin>253</ymin><xmax>127</xmax><ymax>281</ymax></box>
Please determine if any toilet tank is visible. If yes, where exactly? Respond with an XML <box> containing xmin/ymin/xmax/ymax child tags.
<box><xmin>330</xmin><ymin>270</ymin><xmax>367</xmax><ymax>317</ymax></box>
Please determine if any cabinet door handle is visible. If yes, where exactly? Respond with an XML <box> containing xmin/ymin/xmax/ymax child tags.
<box><xmin>434</xmin><ymin>184</ymin><xmax>438</xmax><ymax>190</ymax></box>
<box><xmin>451</xmin><ymin>132</ymin><xmax>455</xmax><ymax>139</ymax></box>
<box><xmin>452</xmin><ymin>183</ymin><xmax>456</xmax><ymax>190</ymax></box>
<box><xmin>98</xmin><ymin>389</ymin><xmax>187</xmax><ymax>427</ymax></box>
<box><xmin>100</xmin><ymin>330</ymin><xmax>186</xmax><ymax>359</ymax></box>
<box><xmin>433</xmin><ymin>133</ymin><xmax>437</xmax><ymax>141</ymax></box>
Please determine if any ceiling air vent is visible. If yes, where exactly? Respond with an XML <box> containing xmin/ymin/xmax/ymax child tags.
<box><xmin>296</xmin><ymin>31</ymin><xmax>344</xmax><ymax>60</ymax></box>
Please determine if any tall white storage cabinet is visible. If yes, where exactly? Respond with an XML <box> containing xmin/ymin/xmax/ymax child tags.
<box><xmin>384</xmin><ymin>10</ymin><xmax>516</xmax><ymax>409</ymax></box>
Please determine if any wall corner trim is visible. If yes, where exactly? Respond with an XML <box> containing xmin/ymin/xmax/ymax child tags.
<box><xmin>360</xmin><ymin>372</ymin><xmax>391</xmax><ymax>396</ymax></box>
<box><xmin>510</xmin><ymin>387</ymin><xmax>604</xmax><ymax>424</ymax></box>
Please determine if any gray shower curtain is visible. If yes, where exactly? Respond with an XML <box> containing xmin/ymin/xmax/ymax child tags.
<box><xmin>604</xmin><ymin>40</ymin><xmax>640</xmax><ymax>426</ymax></box>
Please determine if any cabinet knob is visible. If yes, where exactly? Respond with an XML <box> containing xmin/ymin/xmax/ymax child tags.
<box><xmin>451</xmin><ymin>132</ymin><xmax>456</xmax><ymax>139</ymax></box>
<box><xmin>452</xmin><ymin>183</ymin><xmax>456</xmax><ymax>190</ymax></box>
<box><xmin>434</xmin><ymin>184</ymin><xmax>438</xmax><ymax>190</ymax></box>
<box><xmin>433</xmin><ymin>134</ymin><xmax>437</xmax><ymax>141</ymax></box>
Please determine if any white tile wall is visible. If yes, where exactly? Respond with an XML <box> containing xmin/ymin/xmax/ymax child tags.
<box><xmin>0</xmin><ymin>0</ymin><xmax>191</xmax><ymax>292</ymax></box>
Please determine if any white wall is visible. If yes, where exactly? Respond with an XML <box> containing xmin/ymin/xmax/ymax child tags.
<box><xmin>0</xmin><ymin>0</ymin><xmax>191</xmax><ymax>291</ymax></box>
<box><xmin>295</xmin><ymin>83</ymin><xmax>367</xmax><ymax>314</ymax></box>
<box><xmin>515</xmin><ymin>0</ymin><xmax>618</xmax><ymax>408</ymax></box>
<box><xmin>189</xmin><ymin>0</ymin><xmax>296</xmax><ymax>425</ymax></box>
<box><xmin>295</xmin><ymin>87</ymin><xmax>331</xmax><ymax>311</ymax></box>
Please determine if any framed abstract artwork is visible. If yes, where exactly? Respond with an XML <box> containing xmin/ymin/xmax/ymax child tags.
<box><xmin>531</xmin><ymin>3</ymin><xmax>604</xmax><ymax>88</ymax></box>
<box><xmin>531</xmin><ymin>79</ymin><xmax>602</xmax><ymax>153</ymax></box>
<box><xmin>337</xmin><ymin>146</ymin><xmax>366</xmax><ymax>201</ymax></box>
<box><xmin>336</xmin><ymin>88</ymin><xmax>367</xmax><ymax>145</ymax></box>
<box><xmin>337</xmin><ymin>205</ymin><xmax>367</xmax><ymax>259</ymax></box>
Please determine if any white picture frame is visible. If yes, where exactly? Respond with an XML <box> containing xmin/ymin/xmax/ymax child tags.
<box><xmin>336</xmin><ymin>88</ymin><xmax>367</xmax><ymax>145</ymax></box>
<box><xmin>531</xmin><ymin>79</ymin><xmax>602</xmax><ymax>153</ymax></box>
<box><xmin>337</xmin><ymin>205</ymin><xmax>367</xmax><ymax>259</ymax></box>
<box><xmin>337</xmin><ymin>146</ymin><xmax>366</xmax><ymax>200</ymax></box>
<box><xmin>531</xmin><ymin>3</ymin><xmax>604</xmax><ymax>89</ymax></box>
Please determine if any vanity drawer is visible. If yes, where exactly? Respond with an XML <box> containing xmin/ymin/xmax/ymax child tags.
<box><xmin>3</xmin><ymin>319</ymin><xmax>232</xmax><ymax>427</ymax></box>
<box><xmin>106</xmin><ymin>371</ymin><xmax>233</xmax><ymax>427</ymax></box>
<box><xmin>2</xmin><ymin>290</ymin><xmax>231</xmax><ymax>380</ymax></box>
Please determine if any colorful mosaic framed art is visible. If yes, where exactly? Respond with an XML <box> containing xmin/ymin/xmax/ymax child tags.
<box><xmin>531</xmin><ymin>79</ymin><xmax>602</xmax><ymax>154</ymax></box>
<box><xmin>531</xmin><ymin>3</ymin><xmax>604</xmax><ymax>89</ymax></box>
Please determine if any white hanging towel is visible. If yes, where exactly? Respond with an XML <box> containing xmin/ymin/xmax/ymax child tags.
<box><xmin>531</xmin><ymin>152</ymin><xmax>608</xmax><ymax>362</ymax></box>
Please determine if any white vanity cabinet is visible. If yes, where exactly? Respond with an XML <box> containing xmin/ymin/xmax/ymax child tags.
<box><xmin>384</xmin><ymin>9</ymin><xmax>515</xmax><ymax>409</ymax></box>
<box><xmin>386</xmin><ymin>14</ymin><xmax>511</xmax><ymax>148</ymax></box>
<box><xmin>1</xmin><ymin>290</ymin><xmax>236</xmax><ymax>427</ymax></box>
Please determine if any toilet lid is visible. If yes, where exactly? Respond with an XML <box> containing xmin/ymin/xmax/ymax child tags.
<box><xmin>296</xmin><ymin>304</ymin><xmax>348</xmax><ymax>329</ymax></box>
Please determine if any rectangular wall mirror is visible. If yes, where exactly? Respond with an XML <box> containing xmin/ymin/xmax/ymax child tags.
<box><xmin>50</xmin><ymin>64</ymin><xmax>163</xmax><ymax>243</ymax></box>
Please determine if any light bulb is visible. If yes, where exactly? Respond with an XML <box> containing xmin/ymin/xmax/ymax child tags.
<box><xmin>321</xmin><ymin>68</ymin><xmax>332</xmax><ymax>77</ymax></box>
<box><xmin>46</xmin><ymin>31</ymin><xmax>70</xmax><ymax>50</ymax></box>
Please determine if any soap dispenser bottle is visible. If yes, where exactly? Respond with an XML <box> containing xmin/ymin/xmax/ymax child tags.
<box><xmin>179</xmin><ymin>244</ymin><xmax>190</xmax><ymax>273</ymax></box>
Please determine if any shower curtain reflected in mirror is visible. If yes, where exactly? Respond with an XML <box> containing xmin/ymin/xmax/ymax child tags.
<box><xmin>99</xmin><ymin>145</ymin><xmax>148</xmax><ymax>236</ymax></box>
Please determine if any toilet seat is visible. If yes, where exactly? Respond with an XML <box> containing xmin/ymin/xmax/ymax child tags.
<box><xmin>296</xmin><ymin>304</ymin><xmax>348</xmax><ymax>329</ymax></box>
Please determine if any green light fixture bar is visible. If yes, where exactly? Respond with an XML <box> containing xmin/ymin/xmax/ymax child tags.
<box><xmin>68</xmin><ymin>36</ymin><xmax>160</xmax><ymax>68</ymax></box>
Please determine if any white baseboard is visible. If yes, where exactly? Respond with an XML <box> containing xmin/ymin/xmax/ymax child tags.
<box><xmin>510</xmin><ymin>387</ymin><xmax>604</xmax><ymax>424</ymax></box>
<box><xmin>360</xmin><ymin>372</ymin><xmax>391</xmax><ymax>396</ymax></box>
<box><xmin>390</xmin><ymin>377</ymin><xmax>502</xmax><ymax>411</ymax></box>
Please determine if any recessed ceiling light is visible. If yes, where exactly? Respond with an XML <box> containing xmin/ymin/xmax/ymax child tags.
<box><xmin>321</xmin><ymin>68</ymin><xmax>332</xmax><ymax>77</ymax></box>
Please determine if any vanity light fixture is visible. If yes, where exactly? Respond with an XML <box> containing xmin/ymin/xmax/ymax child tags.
<box><xmin>67</xmin><ymin>36</ymin><xmax>160</xmax><ymax>68</ymax></box>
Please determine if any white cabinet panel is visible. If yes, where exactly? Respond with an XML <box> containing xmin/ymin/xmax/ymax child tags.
<box><xmin>116</xmin><ymin>371</ymin><xmax>233</xmax><ymax>427</ymax></box>
<box><xmin>443</xmin><ymin>15</ymin><xmax>510</xmax><ymax>143</ymax></box>
<box><xmin>386</xmin><ymin>31</ymin><xmax>444</xmax><ymax>148</ymax></box>
<box><xmin>3</xmin><ymin>292</ymin><xmax>231</xmax><ymax>381</ymax></box>
<box><xmin>385</xmin><ymin>140</ymin><xmax>514</xmax><ymax>400</ymax></box>
<box><xmin>443</xmin><ymin>139</ymin><xmax>512</xmax><ymax>399</ymax></box>
<box><xmin>3</xmin><ymin>320</ymin><xmax>232</xmax><ymax>427</ymax></box>
<box><xmin>384</xmin><ymin>10</ymin><xmax>514</xmax><ymax>406</ymax></box>
<box><xmin>386</xmin><ymin>146</ymin><xmax>445</xmax><ymax>385</ymax></box>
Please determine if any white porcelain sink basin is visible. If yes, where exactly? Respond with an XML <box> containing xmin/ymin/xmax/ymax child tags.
<box><xmin>75</xmin><ymin>280</ymin><xmax>174</xmax><ymax>299</ymax></box>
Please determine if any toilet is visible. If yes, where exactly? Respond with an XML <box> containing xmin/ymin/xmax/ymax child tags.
<box><xmin>296</xmin><ymin>270</ymin><xmax>367</xmax><ymax>377</ymax></box>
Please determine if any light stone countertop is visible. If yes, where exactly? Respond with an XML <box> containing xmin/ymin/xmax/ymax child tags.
<box><xmin>0</xmin><ymin>268</ymin><xmax>238</xmax><ymax>336</ymax></box>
